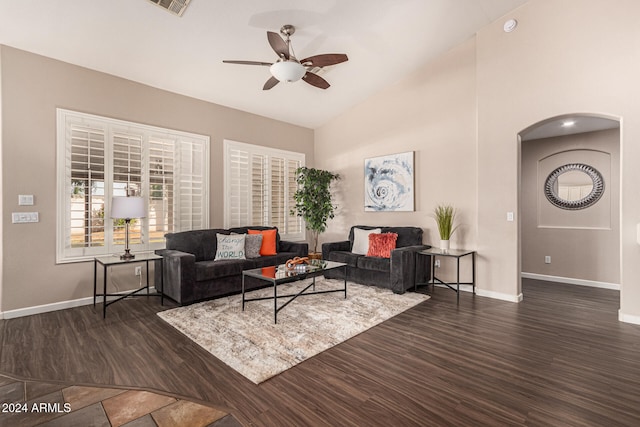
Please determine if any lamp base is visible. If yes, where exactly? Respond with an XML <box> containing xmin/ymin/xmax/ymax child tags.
<box><xmin>120</xmin><ymin>249</ymin><xmax>135</xmax><ymax>260</ymax></box>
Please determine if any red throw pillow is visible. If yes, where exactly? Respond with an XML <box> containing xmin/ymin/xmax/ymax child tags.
<box><xmin>248</xmin><ymin>229</ymin><xmax>277</xmax><ymax>256</ymax></box>
<box><xmin>367</xmin><ymin>233</ymin><xmax>398</xmax><ymax>258</ymax></box>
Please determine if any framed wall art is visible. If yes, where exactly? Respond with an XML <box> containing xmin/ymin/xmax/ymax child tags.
<box><xmin>364</xmin><ymin>151</ymin><xmax>414</xmax><ymax>212</ymax></box>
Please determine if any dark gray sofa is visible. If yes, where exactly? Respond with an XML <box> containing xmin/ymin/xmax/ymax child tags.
<box><xmin>155</xmin><ymin>226</ymin><xmax>308</xmax><ymax>305</ymax></box>
<box><xmin>322</xmin><ymin>225</ymin><xmax>430</xmax><ymax>294</ymax></box>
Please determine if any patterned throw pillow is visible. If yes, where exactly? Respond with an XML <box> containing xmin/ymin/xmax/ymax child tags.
<box><xmin>214</xmin><ymin>233</ymin><xmax>246</xmax><ymax>260</ymax></box>
<box><xmin>244</xmin><ymin>234</ymin><xmax>263</xmax><ymax>259</ymax></box>
<box><xmin>367</xmin><ymin>233</ymin><xmax>398</xmax><ymax>258</ymax></box>
<box><xmin>352</xmin><ymin>227</ymin><xmax>381</xmax><ymax>255</ymax></box>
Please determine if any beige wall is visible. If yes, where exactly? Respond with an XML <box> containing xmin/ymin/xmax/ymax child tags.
<box><xmin>314</xmin><ymin>39</ymin><xmax>478</xmax><ymax>285</ymax></box>
<box><xmin>476</xmin><ymin>0</ymin><xmax>640</xmax><ymax>318</ymax></box>
<box><xmin>0</xmin><ymin>45</ymin><xmax>314</xmax><ymax>313</ymax></box>
<box><xmin>317</xmin><ymin>0</ymin><xmax>640</xmax><ymax>318</ymax></box>
<box><xmin>314</xmin><ymin>38</ymin><xmax>478</xmax><ymax>279</ymax></box>
<box><xmin>521</xmin><ymin>129</ymin><xmax>620</xmax><ymax>283</ymax></box>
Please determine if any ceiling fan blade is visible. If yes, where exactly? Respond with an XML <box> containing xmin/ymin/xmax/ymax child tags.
<box><xmin>267</xmin><ymin>31</ymin><xmax>290</xmax><ymax>60</ymax></box>
<box><xmin>300</xmin><ymin>53</ymin><xmax>349</xmax><ymax>68</ymax></box>
<box><xmin>222</xmin><ymin>60</ymin><xmax>272</xmax><ymax>66</ymax></box>
<box><xmin>263</xmin><ymin>76</ymin><xmax>280</xmax><ymax>90</ymax></box>
<box><xmin>302</xmin><ymin>72</ymin><xmax>330</xmax><ymax>89</ymax></box>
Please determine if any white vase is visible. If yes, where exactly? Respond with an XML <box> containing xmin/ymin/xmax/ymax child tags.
<box><xmin>440</xmin><ymin>239</ymin><xmax>450</xmax><ymax>251</ymax></box>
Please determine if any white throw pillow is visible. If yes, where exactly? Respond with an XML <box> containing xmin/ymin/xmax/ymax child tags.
<box><xmin>214</xmin><ymin>233</ymin><xmax>246</xmax><ymax>260</ymax></box>
<box><xmin>352</xmin><ymin>227</ymin><xmax>382</xmax><ymax>255</ymax></box>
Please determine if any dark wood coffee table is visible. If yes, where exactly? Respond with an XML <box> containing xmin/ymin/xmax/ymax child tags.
<box><xmin>241</xmin><ymin>260</ymin><xmax>347</xmax><ymax>323</ymax></box>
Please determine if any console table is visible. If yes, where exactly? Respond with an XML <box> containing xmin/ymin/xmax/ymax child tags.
<box><xmin>415</xmin><ymin>248</ymin><xmax>476</xmax><ymax>303</ymax></box>
<box><xmin>93</xmin><ymin>253</ymin><xmax>164</xmax><ymax>318</ymax></box>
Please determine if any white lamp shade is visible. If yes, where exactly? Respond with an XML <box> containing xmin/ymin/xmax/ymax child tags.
<box><xmin>270</xmin><ymin>60</ymin><xmax>306</xmax><ymax>83</ymax></box>
<box><xmin>111</xmin><ymin>196</ymin><xmax>146</xmax><ymax>219</ymax></box>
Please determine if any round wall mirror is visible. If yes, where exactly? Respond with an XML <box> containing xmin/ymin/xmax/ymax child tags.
<box><xmin>544</xmin><ymin>163</ymin><xmax>604</xmax><ymax>210</ymax></box>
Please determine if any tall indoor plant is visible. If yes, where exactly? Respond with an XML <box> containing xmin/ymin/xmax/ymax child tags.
<box><xmin>433</xmin><ymin>204</ymin><xmax>458</xmax><ymax>250</ymax></box>
<box><xmin>291</xmin><ymin>166</ymin><xmax>340</xmax><ymax>255</ymax></box>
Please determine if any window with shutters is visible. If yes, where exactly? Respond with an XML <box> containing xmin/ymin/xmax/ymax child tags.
<box><xmin>223</xmin><ymin>140</ymin><xmax>304</xmax><ymax>241</ymax></box>
<box><xmin>56</xmin><ymin>109</ymin><xmax>209</xmax><ymax>263</ymax></box>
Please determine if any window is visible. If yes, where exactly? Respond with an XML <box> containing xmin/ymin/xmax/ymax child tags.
<box><xmin>57</xmin><ymin>109</ymin><xmax>209</xmax><ymax>263</ymax></box>
<box><xmin>224</xmin><ymin>140</ymin><xmax>304</xmax><ymax>241</ymax></box>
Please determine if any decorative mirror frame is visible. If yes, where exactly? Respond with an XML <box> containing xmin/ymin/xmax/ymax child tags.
<box><xmin>544</xmin><ymin>163</ymin><xmax>605</xmax><ymax>210</ymax></box>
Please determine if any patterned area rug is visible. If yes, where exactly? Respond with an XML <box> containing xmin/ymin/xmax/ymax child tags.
<box><xmin>158</xmin><ymin>279</ymin><xmax>429</xmax><ymax>384</ymax></box>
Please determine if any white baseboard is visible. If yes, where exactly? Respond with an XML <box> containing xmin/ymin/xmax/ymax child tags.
<box><xmin>618</xmin><ymin>310</ymin><xmax>640</xmax><ymax>325</ymax></box>
<box><xmin>433</xmin><ymin>284</ymin><xmax>523</xmax><ymax>303</ymax></box>
<box><xmin>1</xmin><ymin>287</ymin><xmax>158</xmax><ymax>319</ymax></box>
<box><xmin>521</xmin><ymin>272</ymin><xmax>620</xmax><ymax>291</ymax></box>
<box><xmin>476</xmin><ymin>288</ymin><xmax>523</xmax><ymax>303</ymax></box>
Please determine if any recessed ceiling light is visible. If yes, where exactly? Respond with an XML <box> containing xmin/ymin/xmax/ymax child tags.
<box><xmin>503</xmin><ymin>19</ymin><xmax>518</xmax><ymax>33</ymax></box>
<box><xmin>561</xmin><ymin>120</ymin><xmax>576</xmax><ymax>127</ymax></box>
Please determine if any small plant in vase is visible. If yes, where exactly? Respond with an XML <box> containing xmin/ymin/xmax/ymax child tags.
<box><xmin>433</xmin><ymin>204</ymin><xmax>458</xmax><ymax>251</ymax></box>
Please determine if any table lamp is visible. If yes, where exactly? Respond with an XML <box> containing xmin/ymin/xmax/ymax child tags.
<box><xmin>111</xmin><ymin>196</ymin><xmax>146</xmax><ymax>260</ymax></box>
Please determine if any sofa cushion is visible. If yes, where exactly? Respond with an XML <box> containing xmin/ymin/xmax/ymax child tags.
<box><xmin>352</xmin><ymin>227</ymin><xmax>381</xmax><ymax>255</ymax></box>
<box><xmin>357</xmin><ymin>256</ymin><xmax>391</xmax><ymax>273</ymax></box>
<box><xmin>195</xmin><ymin>259</ymin><xmax>246</xmax><ymax>281</ymax></box>
<box><xmin>214</xmin><ymin>233</ymin><xmax>246</xmax><ymax>260</ymax></box>
<box><xmin>165</xmin><ymin>228</ymin><xmax>229</xmax><ymax>262</ymax></box>
<box><xmin>367</xmin><ymin>233</ymin><xmax>398</xmax><ymax>258</ymax></box>
<box><xmin>326</xmin><ymin>250</ymin><xmax>361</xmax><ymax>268</ymax></box>
<box><xmin>380</xmin><ymin>226</ymin><xmax>423</xmax><ymax>247</ymax></box>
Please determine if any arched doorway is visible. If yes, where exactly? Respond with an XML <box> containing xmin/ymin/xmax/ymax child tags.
<box><xmin>518</xmin><ymin>114</ymin><xmax>621</xmax><ymax>296</ymax></box>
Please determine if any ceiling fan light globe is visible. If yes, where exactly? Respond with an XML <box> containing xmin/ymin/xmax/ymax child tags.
<box><xmin>270</xmin><ymin>61</ymin><xmax>306</xmax><ymax>83</ymax></box>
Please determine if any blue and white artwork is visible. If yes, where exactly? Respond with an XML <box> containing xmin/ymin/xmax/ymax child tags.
<box><xmin>364</xmin><ymin>151</ymin><xmax>414</xmax><ymax>212</ymax></box>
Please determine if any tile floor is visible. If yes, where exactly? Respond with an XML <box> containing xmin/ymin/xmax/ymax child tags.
<box><xmin>0</xmin><ymin>374</ymin><xmax>240</xmax><ymax>427</ymax></box>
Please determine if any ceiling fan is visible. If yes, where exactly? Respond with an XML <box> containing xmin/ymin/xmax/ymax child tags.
<box><xmin>223</xmin><ymin>24</ymin><xmax>348</xmax><ymax>90</ymax></box>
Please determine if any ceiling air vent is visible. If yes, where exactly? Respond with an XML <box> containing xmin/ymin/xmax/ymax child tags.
<box><xmin>147</xmin><ymin>0</ymin><xmax>191</xmax><ymax>17</ymax></box>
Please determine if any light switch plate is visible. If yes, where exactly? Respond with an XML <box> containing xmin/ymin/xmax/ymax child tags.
<box><xmin>18</xmin><ymin>195</ymin><xmax>34</xmax><ymax>206</ymax></box>
<box><xmin>12</xmin><ymin>212</ymin><xmax>39</xmax><ymax>223</ymax></box>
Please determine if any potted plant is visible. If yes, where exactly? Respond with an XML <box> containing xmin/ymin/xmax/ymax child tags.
<box><xmin>291</xmin><ymin>166</ymin><xmax>340</xmax><ymax>257</ymax></box>
<box><xmin>433</xmin><ymin>204</ymin><xmax>458</xmax><ymax>251</ymax></box>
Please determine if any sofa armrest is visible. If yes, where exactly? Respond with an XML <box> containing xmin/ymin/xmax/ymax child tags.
<box><xmin>389</xmin><ymin>245</ymin><xmax>431</xmax><ymax>294</ymax></box>
<box><xmin>279</xmin><ymin>240</ymin><xmax>309</xmax><ymax>258</ymax></box>
<box><xmin>322</xmin><ymin>240</ymin><xmax>351</xmax><ymax>260</ymax></box>
<box><xmin>155</xmin><ymin>249</ymin><xmax>196</xmax><ymax>305</ymax></box>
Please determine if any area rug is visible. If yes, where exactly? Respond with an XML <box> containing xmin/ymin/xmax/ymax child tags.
<box><xmin>157</xmin><ymin>279</ymin><xmax>429</xmax><ymax>384</ymax></box>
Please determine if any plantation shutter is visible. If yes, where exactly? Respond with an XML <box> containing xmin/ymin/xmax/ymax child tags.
<box><xmin>251</xmin><ymin>154</ymin><xmax>267</xmax><ymax>226</ymax></box>
<box><xmin>176</xmin><ymin>140</ymin><xmax>207</xmax><ymax>231</ymax></box>
<box><xmin>57</xmin><ymin>109</ymin><xmax>209</xmax><ymax>263</ymax></box>
<box><xmin>286</xmin><ymin>158</ymin><xmax>303</xmax><ymax>236</ymax></box>
<box><xmin>112</xmin><ymin>133</ymin><xmax>144</xmax><ymax>246</ymax></box>
<box><xmin>224</xmin><ymin>140</ymin><xmax>304</xmax><ymax>241</ymax></box>
<box><xmin>66</xmin><ymin>122</ymin><xmax>107</xmax><ymax>256</ymax></box>
<box><xmin>148</xmin><ymin>137</ymin><xmax>175</xmax><ymax>243</ymax></box>
<box><xmin>270</xmin><ymin>156</ymin><xmax>285</xmax><ymax>230</ymax></box>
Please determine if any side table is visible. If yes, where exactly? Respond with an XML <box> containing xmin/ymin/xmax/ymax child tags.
<box><xmin>415</xmin><ymin>248</ymin><xmax>476</xmax><ymax>303</ymax></box>
<box><xmin>93</xmin><ymin>253</ymin><xmax>164</xmax><ymax>318</ymax></box>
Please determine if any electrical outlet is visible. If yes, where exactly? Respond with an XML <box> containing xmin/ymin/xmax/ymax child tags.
<box><xmin>544</xmin><ymin>256</ymin><xmax>551</xmax><ymax>264</ymax></box>
<box><xmin>434</xmin><ymin>260</ymin><xmax>441</xmax><ymax>268</ymax></box>
<box><xmin>135</xmin><ymin>266</ymin><xmax>142</xmax><ymax>276</ymax></box>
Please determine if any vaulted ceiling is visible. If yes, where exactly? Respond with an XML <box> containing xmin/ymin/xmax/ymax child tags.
<box><xmin>0</xmin><ymin>0</ymin><xmax>528</xmax><ymax>128</ymax></box>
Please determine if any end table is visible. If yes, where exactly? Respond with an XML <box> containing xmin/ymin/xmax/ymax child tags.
<box><xmin>93</xmin><ymin>253</ymin><xmax>164</xmax><ymax>318</ymax></box>
<box><xmin>415</xmin><ymin>248</ymin><xmax>476</xmax><ymax>303</ymax></box>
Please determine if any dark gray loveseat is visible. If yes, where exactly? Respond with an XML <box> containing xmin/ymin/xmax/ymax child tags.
<box><xmin>155</xmin><ymin>226</ymin><xmax>308</xmax><ymax>305</ymax></box>
<box><xmin>322</xmin><ymin>225</ymin><xmax>430</xmax><ymax>294</ymax></box>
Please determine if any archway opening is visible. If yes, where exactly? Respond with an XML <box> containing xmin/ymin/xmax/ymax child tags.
<box><xmin>518</xmin><ymin>114</ymin><xmax>621</xmax><ymax>298</ymax></box>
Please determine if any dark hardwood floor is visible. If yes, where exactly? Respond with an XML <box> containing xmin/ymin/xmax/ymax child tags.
<box><xmin>2</xmin><ymin>279</ymin><xmax>640</xmax><ymax>426</ymax></box>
